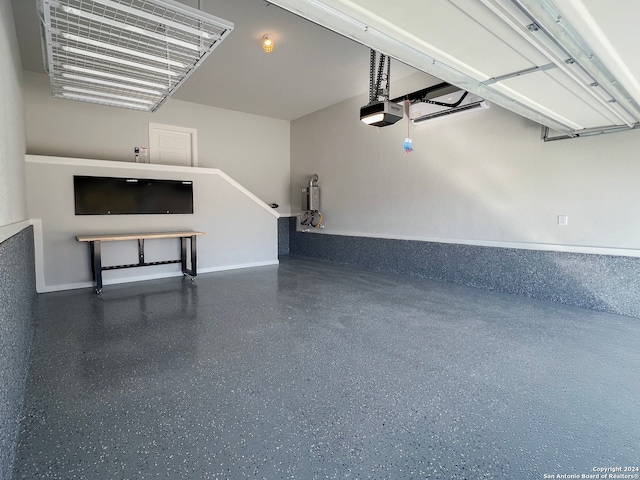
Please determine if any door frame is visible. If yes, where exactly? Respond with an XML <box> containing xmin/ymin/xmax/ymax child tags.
<box><xmin>148</xmin><ymin>122</ymin><xmax>199</xmax><ymax>167</ymax></box>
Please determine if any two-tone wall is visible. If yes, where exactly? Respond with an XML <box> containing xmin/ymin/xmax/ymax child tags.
<box><xmin>22</xmin><ymin>72</ymin><xmax>292</xmax><ymax>217</ymax></box>
<box><xmin>0</xmin><ymin>3</ymin><xmax>36</xmax><ymax>479</ymax></box>
<box><xmin>290</xmin><ymin>90</ymin><xmax>640</xmax><ymax>318</ymax></box>
<box><xmin>26</xmin><ymin>156</ymin><xmax>280</xmax><ymax>293</ymax></box>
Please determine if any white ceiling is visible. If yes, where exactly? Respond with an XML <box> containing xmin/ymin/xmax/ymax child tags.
<box><xmin>13</xmin><ymin>0</ymin><xmax>640</xmax><ymax>134</ymax></box>
<box><xmin>270</xmin><ymin>0</ymin><xmax>640</xmax><ymax>134</ymax></box>
<box><xmin>10</xmin><ymin>0</ymin><xmax>428</xmax><ymax>121</ymax></box>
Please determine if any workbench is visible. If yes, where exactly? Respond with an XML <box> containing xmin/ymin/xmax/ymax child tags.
<box><xmin>76</xmin><ymin>231</ymin><xmax>204</xmax><ymax>293</ymax></box>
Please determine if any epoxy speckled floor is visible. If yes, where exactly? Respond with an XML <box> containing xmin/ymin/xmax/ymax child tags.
<box><xmin>13</xmin><ymin>256</ymin><xmax>640</xmax><ymax>479</ymax></box>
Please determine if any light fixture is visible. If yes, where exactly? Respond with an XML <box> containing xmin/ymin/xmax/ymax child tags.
<box><xmin>60</xmin><ymin>93</ymin><xmax>152</xmax><ymax>111</ymax></box>
<box><xmin>60</xmin><ymin>46</ymin><xmax>181</xmax><ymax>76</ymax></box>
<box><xmin>263</xmin><ymin>34</ymin><xmax>274</xmax><ymax>53</ymax></box>
<box><xmin>61</xmin><ymin>74</ymin><xmax>163</xmax><ymax>95</ymax></box>
<box><xmin>61</xmin><ymin>33</ymin><xmax>188</xmax><ymax>68</ymax></box>
<box><xmin>60</xmin><ymin>5</ymin><xmax>206</xmax><ymax>52</ymax></box>
<box><xmin>62</xmin><ymin>66</ymin><xmax>168</xmax><ymax>90</ymax></box>
<box><xmin>360</xmin><ymin>49</ymin><xmax>403</xmax><ymax>127</ymax></box>
<box><xmin>61</xmin><ymin>86</ymin><xmax>154</xmax><ymax>105</ymax></box>
<box><xmin>360</xmin><ymin>101</ymin><xmax>403</xmax><ymax>126</ymax></box>
<box><xmin>37</xmin><ymin>0</ymin><xmax>234</xmax><ymax>112</ymax></box>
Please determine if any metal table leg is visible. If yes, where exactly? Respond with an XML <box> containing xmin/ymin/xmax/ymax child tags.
<box><xmin>191</xmin><ymin>235</ymin><xmax>197</xmax><ymax>279</ymax></box>
<box><xmin>180</xmin><ymin>235</ymin><xmax>198</xmax><ymax>279</ymax></box>
<box><xmin>91</xmin><ymin>240</ymin><xmax>103</xmax><ymax>294</ymax></box>
<box><xmin>181</xmin><ymin>237</ymin><xmax>187</xmax><ymax>274</ymax></box>
<box><xmin>138</xmin><ymin>239</ymin><xmax>145</xmax><ymax>265</ymax></box>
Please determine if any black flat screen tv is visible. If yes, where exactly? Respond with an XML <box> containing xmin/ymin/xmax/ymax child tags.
<box><xmin>74</xmin><ymin>176</ymin><xmax>193</xmax><ymax>215</ymax></box>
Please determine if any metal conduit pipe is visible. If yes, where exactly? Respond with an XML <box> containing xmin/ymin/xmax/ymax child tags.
<box><xmin>309</xmin><ymin>173</ymin><xmax>318</xmax><ymax>189</ymax></box>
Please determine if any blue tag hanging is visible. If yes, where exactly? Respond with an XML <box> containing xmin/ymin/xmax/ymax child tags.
<box><xmin>403</xmin><ymin>137</ymin><xmax>413</xmax><ymax>153</ymax></box>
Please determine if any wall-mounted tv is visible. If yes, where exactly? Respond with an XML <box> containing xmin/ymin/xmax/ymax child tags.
<box><xmin>74</xmin><ymin>176</ymin><xmax>193</xmax><ymax>215</ymax></box>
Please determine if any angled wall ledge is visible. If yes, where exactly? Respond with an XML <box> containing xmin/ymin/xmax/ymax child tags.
<box><xmin>25</xmin><ymin>155</ymin><xmax>281</xmax><ymax>218</ymax></box>
<box><xmin>25</xmin><ymin>155</ymin><xmax>279</xmax><ymax>292</ymax></box>
<box><xmin>0</xmin><ymin>220</ymin><xmax>33</xmax><ymax>244</ymax></box>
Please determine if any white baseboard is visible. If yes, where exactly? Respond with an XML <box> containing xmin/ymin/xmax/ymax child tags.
<box><xmin>295</xmin><ymin>226</ymin><xmax>640</xmax><ymax>258</ymax></box>
<box><xmin>36</xmin><ymin>260</ymin><xmax>280</xmax><ymax>293</ymax></box>
<box><xmin>199</xmin><ymin>260</ymin><xmax>279</xmax><ymax>274</ymax></box>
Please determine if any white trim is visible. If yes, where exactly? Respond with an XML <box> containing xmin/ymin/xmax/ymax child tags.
<box><xmin>199</xmin><ymin>260</ymin><xmax>280</xmax><ymax>274</ymax></box>
<box><xmin>32</xmin><ymin>219</ymin><xmax>46</xmax><ymax>293</ymax></box>
<box><xmin>25</xmin><ymin>155</ymin><xmax>280</xmax><ymax>218</ymax></box>
<box><xmin>296</xmin><ymin>222</ymin><xmax>640</xmax><ymax>258</ymax></box>
<box><xmin>148</xmin><ymin>122</ymin><xmax>198</xmax><ymax>167</ymax></box>
<box><xmin>1</xmin><ymin>219</ymin><xmax>47</xmax><ymax>294</ymax></box>
<box><xmin>0</xmin><ymin>220</ymin><xmax>31</xmax><ymax>244</ymax></box>
<box><xmin>36</xmin><ymin>260</ymin><xmax>280</xmax><ymax>293</ymax></box>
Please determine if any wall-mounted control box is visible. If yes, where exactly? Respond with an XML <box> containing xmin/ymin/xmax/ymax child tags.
<box><xmin>301</xmin><ymin>186</ymin><xmax>320</xmax><ymax>211</ymax></box>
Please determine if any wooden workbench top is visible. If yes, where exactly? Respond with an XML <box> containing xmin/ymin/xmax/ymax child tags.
<box><xmin>76</xmin><ymin>231</ymin><xmax>205</xmax><ymax>242</ymax></box>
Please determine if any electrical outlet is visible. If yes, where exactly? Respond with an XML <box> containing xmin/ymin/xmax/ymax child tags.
<box><xmin>134</xmin><ymin>147</ymin><xmax>149</xmax><ymax>163</ymax></box>
<box><xmin>558</xmin><ymin>215</ymin><xmax>568</xmax><ymax>226</ymax></box>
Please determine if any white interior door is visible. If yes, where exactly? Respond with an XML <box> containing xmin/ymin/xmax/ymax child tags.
<box><xmin>149</xmin><ymin>123</ymin><xmax>198</xmax><ymax>166</ymax></box>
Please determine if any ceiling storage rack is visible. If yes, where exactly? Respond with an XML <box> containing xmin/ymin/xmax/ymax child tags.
<box><xmin>37</xmin><ymin>0</ymin><xmax>234</xmax><ymax>112</ymax></box>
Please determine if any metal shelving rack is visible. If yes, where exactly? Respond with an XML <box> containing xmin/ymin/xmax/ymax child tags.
<box><xmin>37</xmin><ymin>0</ymin><xmax>234</xmax><ymax>111</ymax></box>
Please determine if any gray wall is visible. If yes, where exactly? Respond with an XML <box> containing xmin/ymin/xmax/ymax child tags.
<box><xmin>289</xmin><ymin>80</ymin><xmax>640</xmax><ymax>317</ymax></box>
<box><xmin>289</xmin><ymin>222</ymin><xmax>640</xmax><ymax>318</ymax></box>
<box><xmin>23</xmin><ymin>72</ymin><xmax>292</xmax><ymax>216</ymax></box>
<box><xmin>26</xmin><ymin>156</ymin><xmax>279</xmax><ymax>292</ymax></box>
<box><xmin>291</xmin><ymin>92</ymin><xmax>640</xmax><ymax>250</ymax></box>
<box><xmin>278</xmin><ymin>216</ymin><xmax>290</xmax><ymax>256</ymax></box>
<box><xmin>0</xmin><ymin>228</ymin><xmax>36</xmax><ymax>480</ymax></box>
<box><xmin>0</xmin><ymin>2</ymin><xmax>27</xmax><ymax>226</ymax></box>
<box><xmin>0</xmin><ymin>2</ymin><xmax>35</xmax><ymax>479</ymax></box>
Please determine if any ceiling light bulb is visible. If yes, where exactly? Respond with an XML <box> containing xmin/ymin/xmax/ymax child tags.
<box><xmin>61</xmin><ymin>73</ymin><xmax>162</xmax><ymax>95</ymax></box>
<box><xmin>61</xmin><ymin>46</ymin><xmax>179</xmax><ymax>76</ymax></box>
<box><xmin>62</xmin><ymin>65</ymin><xmax>169</xmax><ymax>90</ymax></box>
<box><xmin>263</xmin><ymin>35</ymin><xmax>274</xmax><ymax>53</ymax></box>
